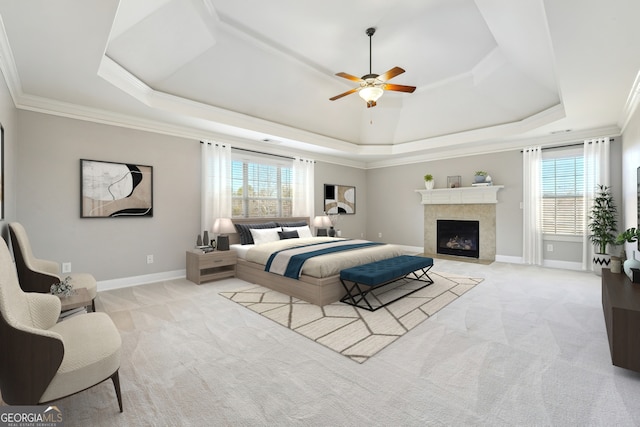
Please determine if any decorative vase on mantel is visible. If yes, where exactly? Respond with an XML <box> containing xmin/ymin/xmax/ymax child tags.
<box><xmin>593</xmin><ymin>253</ymin><xmax>611</xmax><ymax>276</ymax></box>
<box><xmin>425</xmin><ymin>180</ymin><xmax>434</xmax><ymax>190</ymax></box>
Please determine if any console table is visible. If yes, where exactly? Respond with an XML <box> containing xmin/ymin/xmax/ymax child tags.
<box><xmin>601</xmin><ymin>268</ymin><xmax>640</xmax><ymax>372</ymax></box>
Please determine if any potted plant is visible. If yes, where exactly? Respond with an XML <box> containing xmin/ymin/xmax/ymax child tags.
<box><xmin>588</xmin><ymin>184</ymin><xmax>618</xmax><ymax>275</ymax></box>
<box><xmin>474</xmin><ymin>171</ymin><xmax>488</xmax><ymax>183</ymax></box>
<box><xmin>424</xmin><ymin>174</ymin><xmax>434</xmax><ymax>190</ymax></box>
<box><xmin>615</xmin><ymin>227</ymin><xmax>640</xmax><ymax>278</ymax></box>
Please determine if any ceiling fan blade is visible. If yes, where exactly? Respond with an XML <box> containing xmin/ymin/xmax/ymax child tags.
<box><xmin>384</xmin><ymin>83</ymin><xmax>416</xmax><ymax>93</ymax></box>
<box><xmin>378</xmin><ymin>67</ymin><xmax>405</xmax><ymax>82</ymax></box>
<box><xmin>335</xmin><ymin>72</ymin><xmax>363</xmax><ymax>82</ymax></box>
<box><xmin>329</xmin><ymin>88</ymin><xmax>359</xmax><ymax>101</ymax></box>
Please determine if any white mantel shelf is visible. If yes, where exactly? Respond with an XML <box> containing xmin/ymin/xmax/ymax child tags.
<box><xmin>415</xmin><ymin>185</ymin><xmax>504</xmax><ymax>205</ymax></box>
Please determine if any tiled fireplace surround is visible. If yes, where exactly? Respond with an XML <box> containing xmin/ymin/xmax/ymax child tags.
<box><xmin>416</xmin><ymin>186</ymin><xmax>503</xmax><ymax>262</ymax></box>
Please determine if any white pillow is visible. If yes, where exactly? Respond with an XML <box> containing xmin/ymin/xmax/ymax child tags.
<box><xmin>283</xmin><ymin>225</ymin><xmax>312</xmax><ymax>238</ymax></box>
<box><xmin>250</xmin><ymin>227</ymin><xmax>282</xmax><ymax>245</ymax></box>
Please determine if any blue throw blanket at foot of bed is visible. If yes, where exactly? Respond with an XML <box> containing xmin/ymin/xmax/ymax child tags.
<box><xmin>265</xmin><ymin>239</ymin><xmax>383</xmax><ymax>279</ymax></box>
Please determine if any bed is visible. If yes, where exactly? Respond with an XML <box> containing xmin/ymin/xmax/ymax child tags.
<box><xmin>230</xmin><ymin>217</ymin><xmax>406</xmax><ymax>306</ymax></box>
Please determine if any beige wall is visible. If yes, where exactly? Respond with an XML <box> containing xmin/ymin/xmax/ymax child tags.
<box><xmin>314</xmin><ymin>161</ymin><xmax>367</xmax><ymax>239</ymax></box>
<box><xmin>0</xmin><ymin>69</ymin><xmax>18</xmax><ymax>239</ymax></box>
<box><xmin>16</xmin><ymin>111</ymin><xmax>201</xmax><ymax>282</ymax></box>
<box><xmin>365</xmin><ymin>151</ymin><xmax>523</xmax><ymax>255</ymax></box>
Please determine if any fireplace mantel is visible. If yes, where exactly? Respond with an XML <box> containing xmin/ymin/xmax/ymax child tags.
<box><xmin>415</xmin><ymin>185</ymin><xmax>504</xmax><ymax>205</ymax></box>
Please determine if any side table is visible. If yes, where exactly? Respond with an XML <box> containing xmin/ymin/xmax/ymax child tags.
<box><xmin>186</xmin><ymin>250</ymin><xmax>237</xmax><ymax>284</ymax></box>
<box><xmin>57</xmin><ymin>288</ymin><xmax>92</xmax><ymax>320</ymax></box>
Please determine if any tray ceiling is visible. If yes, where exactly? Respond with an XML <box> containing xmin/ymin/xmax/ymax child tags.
<box><xmin>0</xmin><ymin>0</ymin><xmax>638</xmax><ymax>166</ymax></box>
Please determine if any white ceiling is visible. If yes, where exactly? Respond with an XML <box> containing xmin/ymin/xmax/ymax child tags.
<box><xmin>0</xmin><ymin>0</ymin><xmax>638</xmax><ymax>168</ymax></box>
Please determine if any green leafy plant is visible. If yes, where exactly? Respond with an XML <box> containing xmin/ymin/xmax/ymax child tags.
<box><xmin>423</xmin><ymin>174</ymin><xmax>433</xmax><ymax>181</ymax></box>
<box><xmin>588</xmin><ymin>184</ymin><xmax>618</xmax><ymax>254</ymax></box>
<box><xmin>474</xmin><ymin>171</ymin><xmax>488</xmax><ymax>176</ymax></box>
<box><xmin>616</xmin><ymin>227</ymin><xmax>640</xmax><ymax>244</ymax></box>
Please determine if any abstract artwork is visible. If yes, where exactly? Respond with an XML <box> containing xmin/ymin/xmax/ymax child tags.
<box><xmin>81</xmin><ymin>159</ymin><xmax>153</xmax><ymax>218</ymax></box>
<box><xmin>324</xmin><ymin>184</ymin><xmax>355</xmax><ymax>214</ymax></box>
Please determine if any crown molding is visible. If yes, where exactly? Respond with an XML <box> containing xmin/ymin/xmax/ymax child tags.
<box><xmin>619</xmin><ymin>68</ymin><xmax>640</xmax><ymax>133</ymax></box>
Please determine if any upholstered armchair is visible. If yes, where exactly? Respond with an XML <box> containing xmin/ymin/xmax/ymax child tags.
<box><xmin>8</xmin><ymin>222</ymin><xmax>97</xmax><ymax>311</ymax></box>
<box><xmin>0</xmin><ymin>236</ymin><xmax>123</xmax><ymax>410</ymax></box>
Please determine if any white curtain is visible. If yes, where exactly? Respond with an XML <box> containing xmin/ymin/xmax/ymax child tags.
<box><xmin>201</xmin><ymin>141</ymin><xmax>232</xmax><ymax>233</ymax></box>
<box><xmin>523</xmin><ymin>146</ymin><xmax>543</xmax><ymax>265</ymax></box>
<box><xmin>292</xmin><ymin>157</ymin><xmax>314</xmax><ymax>218</ymax></box>
<box><xmin>582</xmin><ymin>137</ymin><xmax>611</xmax><ymax>270</ymax></box>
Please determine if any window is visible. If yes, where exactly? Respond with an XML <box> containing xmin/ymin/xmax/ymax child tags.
<box><xmin>231</xmin><ymin>152</ymin><xmax>292</xmax><ymax>218</ymax></box>
<box><xmin>541</xmin><ymin>149</ymin><xmax>584</xmax><ymax>236</ymax></box>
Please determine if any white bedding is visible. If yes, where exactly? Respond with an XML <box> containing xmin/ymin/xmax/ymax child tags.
<box><xmin>230</xmin><ymin>243</ymin><xmax>252</xmax><ymax>259</ymax></box>
<box><xmin>244</xmin><ymin>237</ymin><xmax>406</xmax><ymax>278</ymax></box>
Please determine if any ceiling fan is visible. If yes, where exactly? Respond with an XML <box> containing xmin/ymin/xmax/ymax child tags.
<box><xmin>330</xmin><ymin>27</ymin><xmax>416</xmax><ymax>108</ymax></box>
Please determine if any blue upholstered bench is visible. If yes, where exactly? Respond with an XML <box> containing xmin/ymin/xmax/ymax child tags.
<box><xmin>340</xmin><ymin>255</ymin><xmax>434</xmax><ymax>311</ymax></box>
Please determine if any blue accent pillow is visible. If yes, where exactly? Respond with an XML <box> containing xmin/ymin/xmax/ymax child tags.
<box><xmin>278</xmin><ymin>230</ymin><xmax>299</xmax><ymax>240</ymax></box>
<box><xmin>235</xmin><ymin>222</ymin><xmax>279</xmax><ymax>245</ymax></box>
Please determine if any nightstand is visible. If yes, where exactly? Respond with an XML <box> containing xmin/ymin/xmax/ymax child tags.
<box><xmin>186</xmin><ymin>250</ymin><xmax>237</xmax><ymax>284</ymax></box>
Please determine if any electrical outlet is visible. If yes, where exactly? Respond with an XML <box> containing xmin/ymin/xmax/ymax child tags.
<box><xmin>62</xmin><ymin>262</ymin><xmax>71</xmax><ymax>273</ymax></box>
<box><xmin>547</xmin><ymin>244</ymin><xmax>554</xmax><ymax>252</ymax></box>
<box><xmin>378</xmin><ymin>232</ymin><xmax>382</xmax><ymax>238</ymax></box>
<box><xmin>147</xmin><ymin>254</ymin><xmax>154</xmax><ymax>264</ymax></box>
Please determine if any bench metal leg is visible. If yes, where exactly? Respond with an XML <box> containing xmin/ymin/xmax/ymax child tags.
<box><xmin>340</xmin><ymin>265</ymin><xmax>435</xmax><ymax>312</ymax></box>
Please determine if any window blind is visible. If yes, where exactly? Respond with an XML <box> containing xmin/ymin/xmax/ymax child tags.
<box><xmin>541</xmin><ymin>155</ymin><xmax>584</xmax><ymax>235</ymax></box>
<box><xmin>231</xmin><ymin>156</ymin><xmax>292</xmax><ymax>218</ymax></box>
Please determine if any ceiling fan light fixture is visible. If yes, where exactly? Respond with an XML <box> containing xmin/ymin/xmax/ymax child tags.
<box><xmin>358</xmin><ymin>86</ymin><xmax>384</xmax><ymax>103</ymax></box>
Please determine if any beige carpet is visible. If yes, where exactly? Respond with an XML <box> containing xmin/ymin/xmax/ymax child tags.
<box><xmin>220</xmin><ymin>272</ymin><xmax>483</xmax><ymax>363</ymax></box>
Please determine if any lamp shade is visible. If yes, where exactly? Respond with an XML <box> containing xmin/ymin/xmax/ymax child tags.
<box><xmin>358</xmin><ymin>86</ymin><xmax>383</xmax><ymax>103</ymax></box>
<box><xmin>312</xmin><ymin>216</ymin><xmax>325</xmax><ymax>227</ymax></box>
<box><xmin>213</xmin><ymin>218</ymin><xmax>236</xmax><ymax>234</ymax></box>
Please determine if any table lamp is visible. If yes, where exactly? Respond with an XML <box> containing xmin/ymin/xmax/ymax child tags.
<box><xmin>313</xmin><ymin>215</ymin><xmax>331</xmax><ymax>236</ymax></box>
<box><xmin>213</xmin><ymin>218</ymin><xmax>235</xmax><ymax>251</ymax></box>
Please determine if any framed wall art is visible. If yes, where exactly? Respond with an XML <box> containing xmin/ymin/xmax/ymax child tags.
<box><xmin>324</xmin><ymin>184</ymin><xmax>356</xmax><ymax>214</ymax></box>
<box><xmin>81</xmin><ymin>159</ymin><xmax>153</xmax><ymax>218</ymax></box>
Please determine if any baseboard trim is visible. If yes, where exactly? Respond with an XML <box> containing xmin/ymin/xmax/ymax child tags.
<box><xmin>495</xmin><ymin>255</ymin><xmax>523</xmax><ymax>264</ymax></box>
<box><xmin>97</xmin><ymin>269</ymin><xmax>186</xmax><ymax>291</ymax></box>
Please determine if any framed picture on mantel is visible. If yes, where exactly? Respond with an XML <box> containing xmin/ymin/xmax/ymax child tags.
<box><xmin>81</xmin><ymin>159</ymin><xmax>153</xmax><ymax>218</ymax></box>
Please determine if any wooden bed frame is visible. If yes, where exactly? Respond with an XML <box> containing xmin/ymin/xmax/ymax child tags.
<box><xmin>231</xmin><ymin>217</ymin><xmax>347</xmax><ymax>306</ymax></box>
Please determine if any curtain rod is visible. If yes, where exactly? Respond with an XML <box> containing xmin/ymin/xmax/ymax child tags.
<box><xmin>521</xmin><ymin>137</ymin><xmax>616</xmax><ymax>152</ymax></box>
<box><xmin>200</xmin><ymin>141</ymin><xmax>315</xmax><ymax>162</ymax></box>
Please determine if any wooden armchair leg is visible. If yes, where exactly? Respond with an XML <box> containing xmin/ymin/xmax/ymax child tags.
<box><xmin>110</xmin><ymin>370</ymin><xmax>123</xmax><ymax>413</ymax></box>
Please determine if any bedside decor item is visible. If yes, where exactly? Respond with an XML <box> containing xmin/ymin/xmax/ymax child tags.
<box><xmin>324</xmin><ymin>184</ymin><xmax>355</xmax><ymax>214</ymax></box>
<box><xmin>610</xmin><ymin>256</ymin><xmax>622</xmax><ymax>273</ymax></box>
<box><xmin>423</xmin><ymin>174</ymin><xmax>434</xmax><ymax>190</ymax></box>
<box><xmin>588</xmin><ymin>184</ymin><xmax>617</xmax><ymax>276</ymax></box>
<box><xmin>474</xmin><ymin>171</ymin><xmax>488</xmax><ymax>183</ymax></box>
<box><xmin>213</xmin><ymin>217</ymin><xmax>235</xmax><ymax>251</ymax></box>
<box><xmin>615</xmin><ymin>227</ymin><xmax>640</xmax><ymax>278</ymax></box>
<box><xmin>50</xmin><ymin>276</ymin><xmax>74</xmax><ymax>297</ymax></box>
<box><xmin>81</xmin><ymin>159</ymin><xmax>153</xmax><ymax>218</ymax></box>
<box><xmin>447</xmin><ymin>175</ymin><xmax>461</xmax><ymax>188</ymax></box>
<box><xmin>313</xmin><ymin>215</ymin><xmax>331</xmax><ymax>236</ymax></box>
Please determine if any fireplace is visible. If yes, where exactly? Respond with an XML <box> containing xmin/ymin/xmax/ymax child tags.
<box><xmin>437</xmin><ymin>219</ymin><xmax>480</xmax><ymax>259</ymax></box>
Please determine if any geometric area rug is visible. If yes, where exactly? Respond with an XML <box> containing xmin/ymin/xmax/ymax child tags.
<box><xmin>220</xmin><ymin>272</ymin><xmax>483</xmax><ymax>363</ymax></box>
